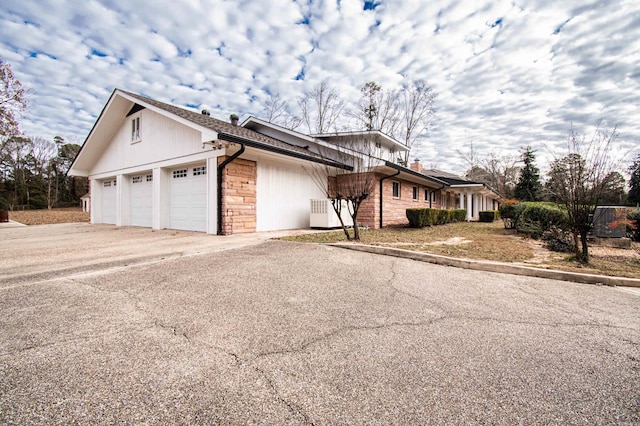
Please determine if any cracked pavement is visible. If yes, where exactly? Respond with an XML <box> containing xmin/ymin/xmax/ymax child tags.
<box><xmin>1</xmin><ymin>224</ymin><xmax>639</xmax><ymax>424</ymax></box>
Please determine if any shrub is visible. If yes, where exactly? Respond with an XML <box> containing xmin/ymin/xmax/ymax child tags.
<box><xmin>542</xmin><ymin>226</ymin><xmax>576</xmax><ymax>252</ymax></box>
<box><xmin>406</xmin><ymin>208</ymin><xmax>468</xmax><ymax>228</ymax></box>
<box><xmin>498</xmin><ymin>200</ymin><xmax>519</xmax><ymax>219</ymax></box>
<box><xmin>628</xmin><ymin>210</ymin><xmax>640</xmax><ymax>242</ymax></box>
<box><xmin>515</xmin><ymin>203</ymin><xmax>568</xmax><ymax>239</ymax></box>
<box><xmin>479</xmin><ymin>210</ymin><xmax>499</xmax><ymax>222</ymax></box>
<box><xmin>450</xmin><ymin>209</ymin><xmax>466</xmax><ymax>222</ymax></box>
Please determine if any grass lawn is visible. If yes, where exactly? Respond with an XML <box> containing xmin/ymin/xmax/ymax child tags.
<box><xmin>283</xmin><ymin>221</ymin><xmax>640</xmax><ymax>279</ymax></box>
<box><xmin>7</xmin><ymin>207</ymin><xmax>90</xmax><ymax>225</ymax></box>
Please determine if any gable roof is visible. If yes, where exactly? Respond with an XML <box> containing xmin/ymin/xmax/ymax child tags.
<box><xmin>70</xmin><ymin>89</ymin><xmax>348</xmax><ymax>176</ymax></box>
<box><xmin>118</xmin><ymin>90</ymin><xmax>334</xmax><ymax>163</ymax></box>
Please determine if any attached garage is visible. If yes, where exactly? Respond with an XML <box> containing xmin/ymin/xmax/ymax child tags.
<box><xmin>101</xmin><ymin>179</ymin><xmax>117</xmax><ymax>224</ymax></box>
<box><xmin>256</xmin><ymin>162</ymin><xmax>326</xmax><ymax>232</ymax></box>
<box><xmin>168</xmin><ymin>165</ymin><xmax>207</xmax><ymax>232</ymax></box>
<box><xmin>130</xmin><ymin>173</ymin><xmax>153</xmax><ymax>227</ymax></box>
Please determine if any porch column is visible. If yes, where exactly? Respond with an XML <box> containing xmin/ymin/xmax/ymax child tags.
<box><xmin>459</xmin><ymin>191</ymin><xmax>464</xmax><ymax>209</ymax></box>
<box><xmin>466</xmin><ymin>190</ymin><xmax>472</xmax><ymax>221</ymax></box>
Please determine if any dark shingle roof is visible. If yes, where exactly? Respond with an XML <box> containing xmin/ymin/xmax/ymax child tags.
<box><xmin>119</xmin><ymin>90</ymin><xmax>329</xmax><ymax>163</ymax></box>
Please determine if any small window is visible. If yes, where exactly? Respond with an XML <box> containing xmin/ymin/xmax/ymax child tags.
<box><xmin>173</xmin><ymin>169</ymin><xmax>187</xmax><ymax>179</ymax></box>
<box><xmin>146</xmin><ymin>174</ymin><xmax>153</xmax><ymax>182</ymax></box>
<box><xmin>432</xmin><ymin>191</ymin><xmax>438</xmax><ymax>203</ymax></box>
<box><xmin>412</xmin><ymin>186</ymin><xmax>418</xmax><ymax>201</ymax></box>
<box><xmin>392</xmin><ymin>181</ymin><xmax>400</xmax><ymax>199</ymax></box>
<box><xmin>131</xmin><ymin>116</ymin><xmax>141</xmax><ymax>142</ymax></box>
<box><xmin>193</xmin><ymin>166</ymin><xmax>207</xmax><ymax>176</ymax></box>
<box><xmin>132</xmin><ymin>176</ymin><xmax>142</xmax><ymax>184</ymax></box>
<box><xmin>103</xmin><ymin>181</ymin><xmax>111</xmax><ymax>188</ymax></box>
<box><xmin>424</xmin><ymin>189</ymin><xmax>429</xmax><ymax>202</ymax></box>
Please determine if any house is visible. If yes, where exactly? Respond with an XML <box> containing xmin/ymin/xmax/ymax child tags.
<box><xmin>69</xmin><ymin>89</ymin><xmax>500</xmax><ymax>235</ymax></box>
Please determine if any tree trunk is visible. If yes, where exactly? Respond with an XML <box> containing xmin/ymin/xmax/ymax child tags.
<box><xmin>579</xmin><ymin>231</ymin><xmax>589</xmax><ymax>264</ymax></box>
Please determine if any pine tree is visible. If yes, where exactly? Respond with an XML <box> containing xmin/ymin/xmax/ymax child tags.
<box><xmin>514</xmin><ymin>146</ymin><xmax>542</xmax><ymax>201</ymax></box>
<box><xmin>628</xmin><ymin>153</ymin><xmax>640</xmax><ymax>205</ymax></box>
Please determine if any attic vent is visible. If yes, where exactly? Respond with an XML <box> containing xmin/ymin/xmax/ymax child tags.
<box><xmin>126</xmin><ymin>103</ymin><xmax>145</xmax><ymax>117</ymax></box>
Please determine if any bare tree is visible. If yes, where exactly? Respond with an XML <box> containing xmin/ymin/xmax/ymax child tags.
<box><xmin>349</xmin><ymin>81</ymin><xmax>401</xmax><ymax>135</ymax></box>
<box><xmin>0</xmin><ymin>57</ymin><xmax>27</xmax><ymax>137</ymax></box>
<box><xmin>459</xmin><ymin>143</ymin><xmax>518</xmax><ymax>197</ymax></box>
<box><xmin>297</xmin><ymin>80</ymin><xmax>345</xmax><ymax>134</ymax></box>
<box><xmin>546</xmin><ymin>122</ymin><xmax>621</xmax><ymax>263</ymax></box>
<box><xmin>262</xmin><ymin>92</ymin><xmax>302</xmax><ymax>130</ymax></box>
<box><xmin>304</xmin><ymin>134</ymin><xmax>383</xmax><ymax>241</ymax></box>
<box><xmin>397</xmin><ymin>80</ymin><xmax>435</xmax><ymax>166</ymax></box>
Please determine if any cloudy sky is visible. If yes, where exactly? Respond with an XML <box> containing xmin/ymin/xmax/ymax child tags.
<box><xmin>1</xmin><ymin>0</ymin><xmax>638</xmax><ymax>175</ymax></box>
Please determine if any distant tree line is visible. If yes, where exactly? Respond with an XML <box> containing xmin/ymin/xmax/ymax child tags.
<box><xmin>0</xmin><ymin>56</ymin><xmax>86</xmax><ymax>210</ymax></box>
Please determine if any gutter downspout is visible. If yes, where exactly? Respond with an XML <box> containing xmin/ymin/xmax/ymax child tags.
<box><xmin>379</xmin><ymin>170</ymin><xmax>400</xmax><ymax>229</ymax></box>
<box><xmin>431</xmin><ymin>184</ymin><xmax>446</xmax><ymax>208</ymax></box>
<box><xmin>217</xmin><ymin>144</ymin><xmax>245</xmax><ymax>235</ymax></box>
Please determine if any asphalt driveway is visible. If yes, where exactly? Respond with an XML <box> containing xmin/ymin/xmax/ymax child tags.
<box><xmin>1</xmin><ymin>224</ymin><xmax>639</xmax><ymax>424</ymax></box>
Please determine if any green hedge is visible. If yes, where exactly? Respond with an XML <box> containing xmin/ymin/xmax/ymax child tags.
<box><xmin>406</xmin><ymin>208</ymin><xmax>467</xmax><ymax>228</ymax></box>
<box><xmin>503</xmin><ymin>202</ymin><xmax>569</xmax><ymax>239</ymax></box>
<box><xmin>479</xmin><ymin>210</ymin><xmax>500</xmax><ymax>222</ymax></box>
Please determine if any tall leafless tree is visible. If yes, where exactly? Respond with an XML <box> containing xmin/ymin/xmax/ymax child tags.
<box><xmin>262</xmin><ymin>92</ymin><xmax>302</xmax><ymax>130</ymax></box>
<box><xmin>397</xmin><ymin>80</ymin><xmax>435</xmax><ymax>166</ymax></box>
<box><xmin>297</xmin><ymin>80</ymin><xmax>345</xmax><ymax>134</ymax></box>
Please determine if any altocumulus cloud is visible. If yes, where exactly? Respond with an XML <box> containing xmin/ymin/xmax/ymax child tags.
<box><xmin>0</xmin><ymin>0</ymin><xmax>638</xmax><ymax>174</ymax></box>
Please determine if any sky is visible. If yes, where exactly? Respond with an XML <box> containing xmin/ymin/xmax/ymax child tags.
<box><xmin>1</xmin><ymin>0</ymin><xmax>639</xmax><ymax>176</ymax></box>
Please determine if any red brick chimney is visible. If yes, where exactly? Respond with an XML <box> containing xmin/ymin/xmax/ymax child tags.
<box><xmin>410</xmin><ymin>159</ymin><xmax>423</xmax><ymax>174</ymax></box>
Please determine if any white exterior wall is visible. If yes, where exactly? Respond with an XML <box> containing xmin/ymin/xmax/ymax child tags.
<box><xmin>88</xmin><ymin>109</ymin><xmax>222</xmax><ymax>233</ymax></box>
<box><xmin>256</xmin><ymin>160</ymin><xmax>326</xmax><ymax>232</ymax></box>
<box><xmin>91</xmin><ymin>109</ymin><xmax>205</xmax><ymax>176</ymax></box>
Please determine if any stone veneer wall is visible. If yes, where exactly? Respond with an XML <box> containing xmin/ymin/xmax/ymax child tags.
<box><xmin>218</xmin><ymin>157</ymin><xmax>257</xmax><ymax>235</ymax></box>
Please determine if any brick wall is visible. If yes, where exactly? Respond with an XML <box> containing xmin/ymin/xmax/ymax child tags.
<box><xmin>218</xmin><ymin>157</ymin><xmax>257</xmax><ymax>235</ymax></box>
<box><xmin>341</xmin><ymin>173</ymin><xmax>443</xmax><ymax>229</ymax></box>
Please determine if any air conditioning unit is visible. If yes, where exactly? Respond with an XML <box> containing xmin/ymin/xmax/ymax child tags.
<box><xmin>310</xmin><ymin>199</ymin><xmax>354</xmax><ymax>229</ymax></box>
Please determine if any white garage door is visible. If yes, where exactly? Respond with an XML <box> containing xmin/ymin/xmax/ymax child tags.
<box><xmin>130</xmin><ymin>173</ymin><xmax>153</xmax><ymax>227</ymax></box>
<box><xmin>257</xmin><ymin>162</ymin><xmax>326</xmax><ymax>231</ymax></box>
<box><xmin>101</xmin><ymin>179</ymin><xmax>117</xmax><ymax>224</ymax></box>
<box><xmin>169</xmin><ymin>165</ymin><xmax>207</xmax><ymax>232</ymax></box>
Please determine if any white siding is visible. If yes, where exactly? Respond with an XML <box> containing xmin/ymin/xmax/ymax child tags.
<box><xmin>256</xmin><ymin>161</ymin><xmax>326</xmax><ymax>232</ymax></box>
<box><xmin>91</xmin><ymin>109</ymin><xmax>204</xmax><ymax>176</ymax></box>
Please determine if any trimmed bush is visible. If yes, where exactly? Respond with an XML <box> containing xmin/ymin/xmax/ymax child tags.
<box><xmin>450</xmin><ymin>209</ymin><xmax>467</xmax><ymax>222</ymax></box>
<box><xmin>406</xmin><ymin>208</ymin><xmax>468</xmax><ymax>228</ymax></box>
<box><xmin>479</xmin><ymin>210</ymin><xmax>499</xmax><ymax>222</ymax></box>
<box><xmin>498</xmin><ymin>200</ymin><xmax>519</xmax><ymax>219</ymax></box>
<box><xmin>516</xmin><ymin>203</ymin><xmax>569</xmax><ymax>239</ymax></box>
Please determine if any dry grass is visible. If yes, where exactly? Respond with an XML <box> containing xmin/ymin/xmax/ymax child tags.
<box><xmin>284</xmin><ymin>221</ymin><xmax>640</xmax><ymax>279</ymax></box>
<box><xmin>8</xmin><ymin>207</ymin><xmax>90</xmax><ymax>225</ymax></box>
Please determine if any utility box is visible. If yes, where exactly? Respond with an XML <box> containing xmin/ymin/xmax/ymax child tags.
<box><xmin>310</xmin><ymin>199</ymin><xmax>353</xmax><ymax>229</ymax></box>
<box><xmin>592</xmin><ymin>206</ymin><xmax>627</xmax><ymax>238</ymax></box>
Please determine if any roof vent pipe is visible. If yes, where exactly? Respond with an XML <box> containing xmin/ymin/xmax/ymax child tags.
<box><xmin>201</xmin><ymin>109</ymin><xmax>210</xmax><ymax>116</ymax></box>
<box><xmin>230</xmin><ymin>114</ymin><xmax>239</xmax><ymax>126</ymax></box>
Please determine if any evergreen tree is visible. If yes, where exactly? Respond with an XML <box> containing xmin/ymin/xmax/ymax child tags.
<box><xmin>514</xmin><ymin>146</ymin><xmax>542</xmax><ymax>201</ymax></box>
<box><xmin>628</xmin><ymin>153</ymin><xmax>640</xmax><ymax>205</ymax></box>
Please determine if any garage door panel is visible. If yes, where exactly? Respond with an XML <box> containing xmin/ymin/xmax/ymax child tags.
<box><xmin>169</xmin><ymin>165</ymin><xmax>207</xmax><ymax>232</ymax></box>
<box><xmin>101</xmin><ymin>179</ymin><xmax>116</xmax><ymax>224</ymax></box>
<box><xmin>130</xmin><ymin>174</ymin><xmax>152</xmax><ymax>227</ymax></box>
